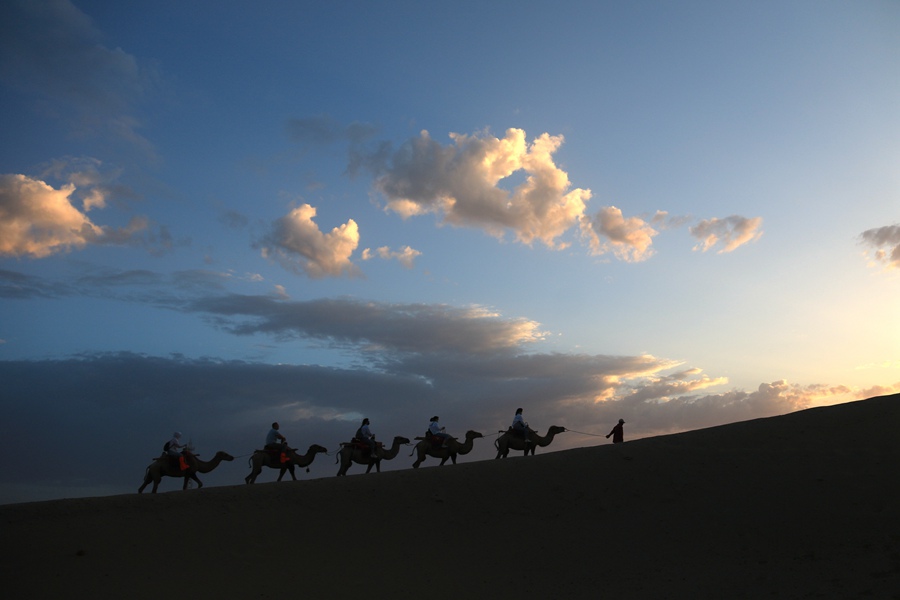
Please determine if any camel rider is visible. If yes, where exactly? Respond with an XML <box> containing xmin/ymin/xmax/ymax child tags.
<box><xmin>165</xmin><ymin>431</ymin><xmax>186</xmax><ymax>457</ymax></box>
<box><xmin>356</xmin><ymin>418</ymin><xmax>376</xmax><ymax>458</ymax></box>
<box><xmin>512</xmin><ymin>408</ymin><xmax>531</xmax><ymax>445</ymax></box>
<box><xmin>428</xmin><ymin>416</ymin><xmax>451</xmax><ymax>447</ymax></box>
<box><xmin>165</xmin><ymin>431</ymin><xmax>190</xmax><ymax>470</ymax></box>
<box><xmin>265</xmin><ymin>422</ymin><xmax>287</xmax><ymax>452</ymax></box>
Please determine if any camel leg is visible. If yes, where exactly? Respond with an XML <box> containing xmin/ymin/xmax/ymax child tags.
<box><xmin>245</xmin><ymin>467</ymin><xmax>259</xmax><ymax>484</ymax></box>
<box><xmin>278</xmin><ymin>465</ymin><xmax>296</xmax><ymax>481</ymax></box>
<box><xmin>185</xmin><ymin>473</ymin><xmax>203</xmax><ymax>490</ymax></box>
<box><xmin>337</xmin><ymin>455</ymin><xmax>350</xmax><ymax>476</ymax></box>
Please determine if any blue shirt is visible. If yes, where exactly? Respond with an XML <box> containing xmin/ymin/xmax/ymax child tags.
<box><xmin>266</xmin><ymin>428</ymin><xmax>281</xmax><ymax>445</ymax></box>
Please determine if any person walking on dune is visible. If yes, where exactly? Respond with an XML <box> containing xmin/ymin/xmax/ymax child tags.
<box><xmin>606</xmin><ymin>418</ymin><xmax>625</xmax><ymax>444</ymax></box>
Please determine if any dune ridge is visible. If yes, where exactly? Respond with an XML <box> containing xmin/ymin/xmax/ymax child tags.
<box><xmin>2</xmin><ymin>394</ymin><xmax>899</xmax><ymax>599</ymax></box>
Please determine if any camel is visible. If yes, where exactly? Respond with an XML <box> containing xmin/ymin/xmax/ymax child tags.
<box><xmin>495</xmin><ymin>425</ymin><xmax>566</xmax><ymax>458</ymax></box>
<box><xmin>138</xmin><ymin>450</ymin><xmax>235</xmax><ymax>494</ymax></box>
<box><xmin>244</xmin><ymin>444</ymin><xmax>328</xmax><ymax>484</ymax></box>
<box><xmin>411</xmin><ymin>430</ymin><xmax>483</xmax><ymax>468</ymax></box>
<box><xmin>336</xmin><ymin>436</ymin><xmax>410</xmax><ymax>476</ymax></box>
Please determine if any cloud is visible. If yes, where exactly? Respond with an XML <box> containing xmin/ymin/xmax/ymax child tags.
<box><xmin>372</xmin><ymin>128</ymin><xmax>592</xmax><ymax>248</ymax></box>
<box><xmin>620</xmin><ymin>367</ymin><xmax>729</xmax><ymax>402</ymax></box>
<box><xmin>617</xmin><ymin>380</ymin><xmax>849</xmax><ymax>436</ymax></box>
<box><xmin>859</xmin><ymin>224</ymin><xmax>900</xmax><ymax>270</ymax></box>
<box><xmin>259</xmin><ymin>204</ymin><xmax>362</xmax><ymax>278</ymax></box>
<box><xmin>580</xmin><ymin>206</ymin><xmax>658</xmax><ymax>262</ymax></box>
<box><xmin>186</xmin><ymin>296</ymin><xmax>546</xmax><ymax>355</ymax></box>
<box><xmin>0</xmin><ymin>173</ymin><xmax>181</xmax><ymax>258</ymax></box>
<box><xmin>286</xmin><ymin>114</ymin><xmax>378</xmax><ymax>145</ymax></box>
<box><xmin>690</xmin><ymin>215</ymin><xmax>763</xmax><ymax>253</ymax></box>
<box><xmin>38</xmin><ymin>156</ymin><xmax>140</xmax><ymax>210</ymax></box>
<box><xmin>0</xmin><ymin>173</ymin><xmax>131</xmax><ymax>258</ymax></box>
<box><xmin>651</xmin><ymin>210</ymin><xmax>692</xmax><ymax>230</ymax></box>
<box><xmin>361</xmin><ymin>245</ymin><xmax>421</xmax><ymax>269</ymax></box>
<box><xmin>0</xmin><ymin>0</ymin><xmax>158</xmax><ymax>149</ymax></box>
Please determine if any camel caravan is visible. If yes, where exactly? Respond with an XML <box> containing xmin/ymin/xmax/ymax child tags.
<box><xmin>138</xmin><ymin>410</ymin><xmax>571</xmax><ymax>493</ymax></box>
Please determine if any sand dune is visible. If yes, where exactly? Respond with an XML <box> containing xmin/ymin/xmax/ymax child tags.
<box><xmin>2</xmin><ymin>394</ymin><xmax>899</xmax><ymax>599</ymax></box>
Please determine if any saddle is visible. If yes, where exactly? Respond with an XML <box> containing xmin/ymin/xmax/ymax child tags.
<box><xmin>507</xmin><ymin>426</ymin><xmax>531</xmax><ymax>441</ymax></box>
<box><xmin>165</xmin><ymin>453</ymin><xmax>191</xmax><ymax>471</ymax></box>
<box><xmin>423</xmin><ymin>431</ymin><xmax>451</xmax><ymax>448</ymax></box>
<box><xmin>346</xmin><ymin>438</ymin><xmax>382</xmax><ymax>455</ymax></box>
<box><xmin>259</xmin><ymin>447</ymin><xmax>292</xmax><ymax>463</ymax></box>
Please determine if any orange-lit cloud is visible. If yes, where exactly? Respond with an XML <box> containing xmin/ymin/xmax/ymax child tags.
<box><xmin>260</xmin><ymin>204</ymin><xmax>361</xmax><ymax>278</ymax></box>
<box><xmin>691</xmin><ymin>215</ymin><xmax>763</xmax><ymax>253</ymax></box>
<box><xmin>0</xmin><ymin>173</ymin><xmax>147</xmax><ymax>258</ymax></box>
<box><xmin>859</xmin><ymin>224</ymin><xmax>900</xmax><ymax>270</ymax></box>
<box><xmin>580</xmin><ymin>206</ymin><xmax>658</xmax><ymax>262</ymax></box>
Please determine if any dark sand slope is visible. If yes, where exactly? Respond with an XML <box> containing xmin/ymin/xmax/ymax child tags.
<box><xmin>2</xmin><ymin>394</ymin><xmax>898</xmax><ymax>599</ymax></box>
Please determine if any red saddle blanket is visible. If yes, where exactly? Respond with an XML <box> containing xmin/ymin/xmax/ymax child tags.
<box><xmin>167</xmin><ymin>455</ymin><xmax>190</xmax><ymax>471</ymax></box>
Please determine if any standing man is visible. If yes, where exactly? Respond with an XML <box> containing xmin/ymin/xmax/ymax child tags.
<box><xmin>606</xmin><ymin>419</ymin><xmax>625</xmax><ymax>444</ymax></box>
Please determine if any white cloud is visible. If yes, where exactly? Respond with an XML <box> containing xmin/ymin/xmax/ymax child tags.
<box><xmin>859</xmin><ymin>224</ymin><xmax>900</xmax><ymax>270</ymax></box>
<box><xmin>361</xmin><ymin>245</ymin><xmax>421</xmax><ymax>269</ymax></box>
<box><xmin>260</xmin><ymin>204</ymin><xmax>362</xmax><ymax>278</ymax></box>
<box><xmin>374</xmin><ymin>128</ymin><xmax>591</xmax><ymax>248</ymax></box>
<box><xmin>690</xmin><ymin>215</ymin><xmax>763</xmax><ymax>253</ymax></box>
<box><xmin>580</xmin><ymin>206</ymin><xmax>658</xmax><ymax>262</ymax></box>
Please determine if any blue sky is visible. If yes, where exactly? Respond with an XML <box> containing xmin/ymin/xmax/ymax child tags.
<box><xmin>1</xmin><ymin>0</ymin><xmax>898</xmax><ymax>504</ymax></box>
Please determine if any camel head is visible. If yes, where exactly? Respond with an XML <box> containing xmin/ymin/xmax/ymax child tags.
<box><xmin>215</xmin><ymin>451</ymin><xmax>236</xmax><ymax>461</ymax></box>
<box><xmin>394</xmin><ymin>436</ymin><xmax>411</xmax><ymax>444</ymax></box>
<box><xmin>309</xmin><ymin>444</ymin><xmax>329</xmax><ymax>455</ymax></box>
<box><xmin>548</xmin><ymin>426</ymin><xmax>566</xmax><ymax>436</ymax></box>
<box><xmin>464</xmin><ymin>430</ymin><xmax>484</xmax><ymax>439</ymax></box>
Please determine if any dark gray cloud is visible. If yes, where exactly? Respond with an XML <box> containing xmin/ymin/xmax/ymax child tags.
<box><xmin>286</xmin><ymin>114</ymin><xmax>378</xmax><ymax>145</ymax></box>
<box><xmin>186</xmin><ymin>295</ymin><xmax>545</xmax><ymax>354</ymax></box>
<box><xmin>0</xmin><ymin>0</ymin><xmax>159</xmax><ymax>147</ymax></box>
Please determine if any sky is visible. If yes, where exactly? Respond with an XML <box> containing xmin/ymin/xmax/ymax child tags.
<box><xmin>1</xmin><ymin>0</ymin><xmax>898</xmax><ymax>504</ymax></box>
